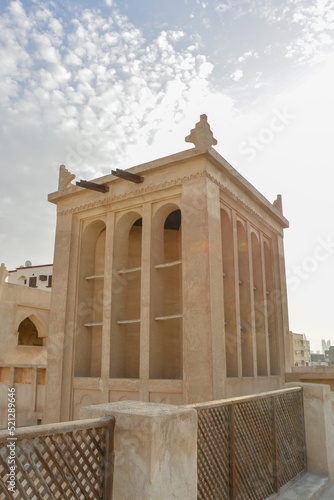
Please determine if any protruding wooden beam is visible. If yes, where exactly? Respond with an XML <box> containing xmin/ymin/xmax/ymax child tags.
<box><xmin>76</xmin><ymin>180</ymin><xmax>109</xmax><ymax>193</ymax></box>
<box><xmin>111</xmin><ymin>168</ymin><xmax>144</xmax><ymax>184</ymax></box>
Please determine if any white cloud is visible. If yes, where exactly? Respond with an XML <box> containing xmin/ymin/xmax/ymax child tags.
<box><xmin>0</xmin><ymin>0</ymin><xmax>224</xmax><ymax>268</ymax></box>
<box><xmin>231</xmin><ymin>69</ymin><xmax>243</xmax><ymax>81</ymax></box>
<box><xmin>215</xmin><ymin>3</ymin><xmax>233</xmax><ymax>15</ymax></box>
<box><xmin>238</xmin><ymin>50</ymin><xmax>259</xmax><ymax>63</ymax></box>
<box><xmin>259</xmin><ymin>0</ymin><xmax>334</xmax><ymax>63</ymax></box>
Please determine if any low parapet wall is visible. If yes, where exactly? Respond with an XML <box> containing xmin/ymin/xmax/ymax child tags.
<box><xmin>286</xmin><ymin>382</ymin><xmax>334</xmax><ymax>482</ymax></box>
<box><xmin>286</xmin><ymin>367</ymin><xmax>334</xmax><ymax>391</ymax></box>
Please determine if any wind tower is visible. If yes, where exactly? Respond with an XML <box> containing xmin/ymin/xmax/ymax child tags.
<box><xmin>44</xmin><ymin>116</ymin><xmax>290</xmax><ymax>423</ymax></box>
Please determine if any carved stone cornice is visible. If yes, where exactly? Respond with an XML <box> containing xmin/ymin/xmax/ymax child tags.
<box><xmin>57</xmin><ymin>169</ymin><xmax>282</xmax><ymax>236</ymax></box>
<box><xmin>206</xmin><ymin>172</ymin><xmax>282</xmax><ymax>236</ymax></box>
<box><xmin>57</xmin><ymin>171</ymin><xmax>205</xmax><ymax>216</ymax></box>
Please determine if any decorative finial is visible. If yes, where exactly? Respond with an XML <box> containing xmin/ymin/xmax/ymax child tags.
<box><xmin>0</xmin><ymin>263</ymin><xmax>8</xmax><ymax>286</ymax></box>
<box><xmin>273</xmin><ymin>194</ymin><xmax>283</xmax><ymax>213</ymax></box>
<box><xmin>58</xmin><ymin>164</ymin><xmax>76</xmax><ymax>190</ymax></box>
<box><xmin>185</xmin><ymin>114</ymin><xmax>217</xmax><ymax>150</ymax></box>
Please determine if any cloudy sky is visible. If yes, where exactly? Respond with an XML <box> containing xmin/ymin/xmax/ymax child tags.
<box><xmin>1</xmin><ymin>0</ymin><xmax>334</xmax><ymax>352</ymax></box>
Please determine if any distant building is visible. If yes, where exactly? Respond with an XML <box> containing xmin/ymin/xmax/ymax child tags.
<box><xmin>290</xmin><ymin>331</ymin><xmax>310</xmax><ymax>367</ymax></box>
<box><xmin>328</xmin><ymin>346</ymin><xmax>334</xmax><ymax>365</ymax></box>
<box><xmin>8</xmin><ymin>263</ymin><xmax>53</xmax><ymax>291</ymax></box>
<box><xmin>322</xmin><ymin>338</ymin><xmax>331</xmax><ymax>354</ymax></box>
<box><xmin>310</xmin><ymin>353</ymin><xmax>326</xmax><ymax>365</ymax></box>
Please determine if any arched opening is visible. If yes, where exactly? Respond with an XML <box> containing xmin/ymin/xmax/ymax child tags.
<box><xmin>251</xmin><ymin>232</ymin><xmax>267</xmax><ymax>376</ymax></box>
<box><xmin>110</xmin><ymin>212</ymin><xmax>142</xmax><ymax>378</ymax></box>
<box><xmin>18</xmin><ymin>317</ymin><xmax>43</xmax><ymax>346</ymax></box>
<box><xmin>150</xmin><ymin>205</ymin><xmax>182</xmax><ymax>380</ymax></box>
<box><xmin>74</xmin><ymin>220</ymin><xmax>106</xmax><ymax>377</ymax></box>
<box><xmin>237</xmin><ymin>220</ymin><xmax>254</xmax><ymax>377</ymax></box>
<box><xmin>221</xmin><ymin>209</ymin><xmax>238</xmax><ymax>377</ymax></box>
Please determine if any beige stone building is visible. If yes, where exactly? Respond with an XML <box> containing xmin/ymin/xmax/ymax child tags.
<box><xmin>290</xmin><ymin>331</ymin><xmax>311</xmax><ymax>367</ymax></box>
<box><xmin>44</xmin><ymin>116</ymin><xmax>291</xmax><ymax>423</ymax></box>
<box><xmin>0</xmin><ymin>264</ymin><xmax>50</xmax><ymax>428</ymax></box>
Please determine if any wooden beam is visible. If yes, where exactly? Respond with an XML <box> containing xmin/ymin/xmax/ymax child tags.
<box><xmin>76</xmin><ymin>180</ymin><xmax>109</xmax><ymax>193</ymax></box>
<box><xmin>111</xmin><ymin>168</ymin><xmax>144</xmax><ymax>184</ymax></box>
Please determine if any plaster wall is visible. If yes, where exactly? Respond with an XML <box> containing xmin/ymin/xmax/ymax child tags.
<box><xmin>0</xmin><ymin>270</ymin><xmax>50</xmax><ymax>427</ymax></box>
<box><xmin>0</xmin><ymin>280</ymin><xmax>50</xmax><ymax>365</ymax></box>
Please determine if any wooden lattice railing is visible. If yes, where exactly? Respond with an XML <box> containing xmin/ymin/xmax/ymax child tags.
<box><xmin>190</xmin><ymin>387</ymin><xmax>306</xmax><ymax>500</ymax></box>
<box><xmin>0</xmin><ymin>416</ymin><xmax>115</xmax><ymax>499</ymax></box>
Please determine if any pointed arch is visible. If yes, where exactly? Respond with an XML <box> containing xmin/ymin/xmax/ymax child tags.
<box><xmin>17</xmin><ymin>316</ymin><xmax>43</xmax><ymax>346</ymax></box>
<box><xmin>16</xmin><ymin>310</ymin><xmax>48</xmax><ymax>340</ymax></box>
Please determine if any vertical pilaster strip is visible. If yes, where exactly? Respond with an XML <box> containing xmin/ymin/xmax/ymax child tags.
<box><xmin>275</xmin><ymin>234</ymin><xmax>290</xmax><ymax>376</ymax></box>
<box><xmin>44</xmin><ymin>211</ymin><xmax>74</xmax><ymax>423</ymax></box>
<box><xmin>9</xmin><ymin>366</ymin><xmax>14</xmax><ymax>387</ymax></box>
<box><xmin>247</xmin><ymin>222</ymin><xmax>257</xmax><ymax>377</ymax></box>
<box><xmin>206</xmin><ymin>177</ymin><xmax>225</xmax><ymax>400</ymax></box>
<box><xmin>140</xmin><ymin>203</ymin><xmax>152</xmax><ymax>401</ymax></box>
<box><xmin>182</xmin><ymin>172</ymin><xmax>213</xmax><ymax>403</ymax></box>
<box><xmin>101</xmin><ymin>211</ymin><xmax>114</xmax><ymax>401</ymax></box>
<box><xmin>232</xmin><ymin>211</ymin><xmax>242</xmax><ymax>378</ymax></box>
<box><xmin>260</xmin><ymin>233</ymin><xmax>271</xmax><ymax>375</ymax></box>
<box><xmin>60</xmin><ymin>213</ymin><xmax>80</xmax><ymax>421</ymax></box>
<box><xmin>30</xmin><ymin>366</ymin><xmax>37</xmax><ymax>416</ymax></box>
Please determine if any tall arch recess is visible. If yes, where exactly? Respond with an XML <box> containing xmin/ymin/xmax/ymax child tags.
<box><xmin>150</xmin><ymin>204</ymin><xmax>183</xmax><ymax>380</ymax></box>
<box><xmin>110</xmin><ymin>212</ymin><xmax>142</xmax><ymax>378</ymax></box>
<box><xmin>264</xmin><ymin>240</ymin><xmax>279</xmax><ymax>375</ymax></box>
<box><xmin>74</xmin><ymin>220</ymin><xmax>106</xmax><ymax>377</ymax></box>
<box><xmin>237</xmin><ymin>220</ymin><xmax>254</xmax><ymax>377</ymax></box>
<box><xmin>221</xmin><ymin>209</ymin><xmax>238</xmax><ymax>377</ymax></box>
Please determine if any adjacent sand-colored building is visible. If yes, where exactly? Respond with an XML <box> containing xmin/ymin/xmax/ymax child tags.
<box><xmin>0</xmin><ymin>264</ymin><xmax>50</xmax><ymax>428</ymax></box>
<box><xmin>43</xmin><ymin>116</ymin><xmax>291</xmax><ymax>423</ymax></box>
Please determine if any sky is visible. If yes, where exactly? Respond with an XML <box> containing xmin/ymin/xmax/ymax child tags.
<box><xmin>0</xmin><ymin>0</ymin><xmax>334</xmax><ymax>352</ymax></box>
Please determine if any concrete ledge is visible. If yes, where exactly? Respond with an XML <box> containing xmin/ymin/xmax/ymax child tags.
<box><xmin>277</xmin><ymin>473</ymin><xmax>329</xmax><ymax>500</ymax></box>
<box><xmin>80</xmin><ymin>400</ymin><xmax>198</xmax><ymax>500</ymax></box>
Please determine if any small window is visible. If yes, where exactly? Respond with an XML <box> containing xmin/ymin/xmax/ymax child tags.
<box><xmin>39</xmin><ymin>275</ymin><xmax>47</xmax><ymax>281</ymax></box>
<box><xmin>47</xmin><ymin>275</ymin><xmax>52</xmax><ymax>287</ymax></box>
<box><xmin>29</xmin><ymin>276</ymin><xmax>37</xmax><ymax>288</ymax></box>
